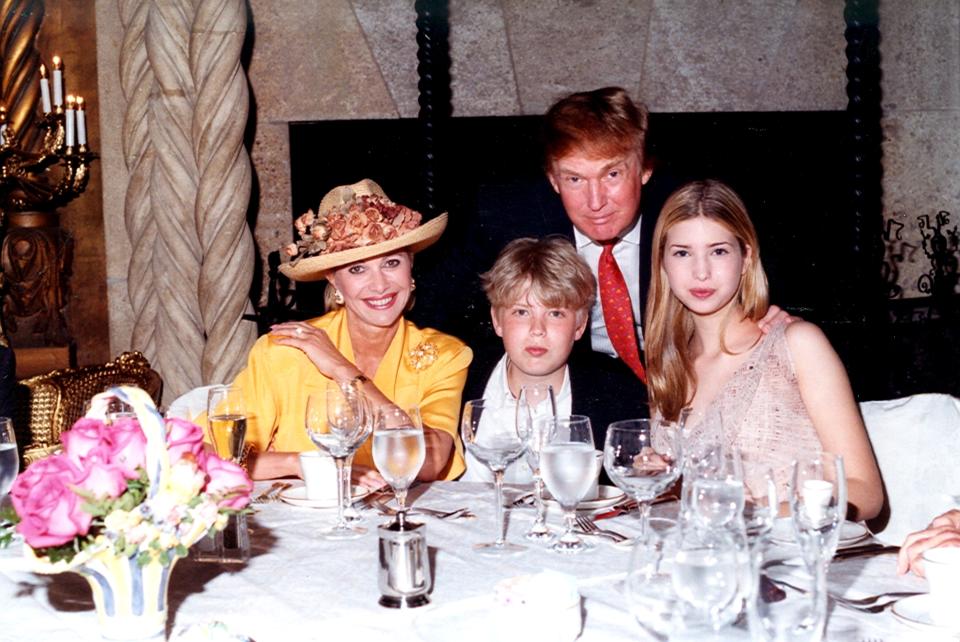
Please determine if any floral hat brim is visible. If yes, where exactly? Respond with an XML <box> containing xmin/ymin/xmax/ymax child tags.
<box><xmin>278</xmin><ymin>179</ymin><xmax>447</xmax><ymax>282</ymax></box>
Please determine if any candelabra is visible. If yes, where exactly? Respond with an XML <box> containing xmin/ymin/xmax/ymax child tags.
<box><xmin>0</xmin><ymin>49</ymin><xmax>96</xmax><ymax>349</ymax></box>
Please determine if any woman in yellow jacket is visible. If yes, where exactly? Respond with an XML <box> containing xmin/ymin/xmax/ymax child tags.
<box><xmin>234</xmin><ymin>179</ymin><xmax>471</xmax><ymax>484</ymax></box>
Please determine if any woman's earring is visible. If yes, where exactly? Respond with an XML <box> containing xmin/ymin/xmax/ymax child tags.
<box><xmin>334</xmin><ymin>289</ymin><xmax>345</xmax><ymax>306</ymax></box>
<box><xmin>410</xmin><ymin>278</ymin><xmax>416</xmax><ymax>293</ymax></box>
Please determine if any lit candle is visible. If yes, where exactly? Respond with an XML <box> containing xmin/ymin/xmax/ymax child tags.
<box><xmin>39</xmin><ymin>64</ymin><xmax>52</xmax><ymax>114</ymax></box>
<box><xmin>801</xmin><ymin>479</ymin><xmax>833</xmax><ymax>523</ymax></box>
<box><xmin>52</xmin><ymin>55</ymin><xmax>63</xmax><ymax>108</ymax></box>
<box><xmin>76</xmin><ymin>96</ymin><xmax>86</xmax><ymax>146</ymax></box>
<box><xmin>65</xmin><ymin>95</ymin><xmax>75</xmax><ymax>147</ymax></box>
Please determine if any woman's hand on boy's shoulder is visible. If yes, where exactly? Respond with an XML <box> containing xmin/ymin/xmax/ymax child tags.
<box><xmin>757</xmin><ymin>304</ymin><xmax>799</xmax><ymax>334</ymax></box>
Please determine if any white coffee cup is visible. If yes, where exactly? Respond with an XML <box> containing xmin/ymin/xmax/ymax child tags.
<box><xmin>299</xmin><ymin>450</ymin><xmax>338</xmax><ymax>502</ymax></box>
<box><xmin>923</xmin><ymin>546</ymin><xmax>960</xmax><ymax>628</ymax></box>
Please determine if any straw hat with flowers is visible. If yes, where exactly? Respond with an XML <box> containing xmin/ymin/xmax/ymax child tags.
<box><xmin>279</xmin><ymin>179</ymin><xmax>447</xmax><ymax>282</ymax></box>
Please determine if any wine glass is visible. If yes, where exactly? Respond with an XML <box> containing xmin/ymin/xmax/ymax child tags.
<box><xmin>0</xmin><ymin>417</ymin><xmax>18</xmax><ymax>497</ymax></box>
<box><xmin>741</xmin><ymin>460</ymin><xmax>778</xmax><ymax>546</ymax></box>
<box><xmin>461</xmin><ymin>399</ymin><xmax>528</xmax><ymax>556</ymax></box>
<box><xmin>672</xmin><ymin>527</ymin><xmax>741</xmax><ymax>632</ymax></box>
<box><xmin>690</xmin><ymin>448</ymin><xmax>745</xmax><ymax>530</ymax></box>
<box><xmin>372</xmin><ymin>405</ymin><xmax>425</xmax><ymax>520</ymax></box>
<box><xmin>516</xmin><ymin>383</ymin><xmax>556</xmax><ymax>541</ymax></box>
<box><xmin>539</xmin><ymin>415</ymin><xmax>597</xmax><ymax>554</ymax></box>
<box><xmin>305</xmin><ymin>383</ymin><xmax>373</xmax><ymax>540</ymax></box>
<box><xmin>788</xmin><ymin>452</ymin><xmax>847</xmax><ymax>641</ymax></box>
<box><xmin>604</xmin><ymin>418</ymin><xmax>682</xmax><ymax>538</ymax></box>
<box><xmin>625</xmin><ymin>529</ymin><xmax>679</xmax><ymax>639</ymax></box>
<box><xmin>207</xmin><ymin>385</ymin><xmax>247</xmax><ymax>463</ymax></box>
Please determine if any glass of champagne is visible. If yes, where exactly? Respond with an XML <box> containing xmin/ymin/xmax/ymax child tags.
<box><xmin>788</xmin><ymin>452</ymin><xmax>846</xmax><ymax>641</ymax></box>
<box><xmin>461</xmin><ymin>399</ymin><xmax>528</xmax><ymax>556</ymax></box>
<box><xmin>539</xmin><ymin>415</ymin><xmax>597</xmax><ymax>554</ymax></box>
<box><xmin>207</xmin><ymin>385</ymin><xmax>247</xmax><ymax>463</ymax></box>
<box><xmin>0</xmin><ymin>417</ymin><xmax>18</xmax><ymax>497</ymax></box>
<box><xmin>372</xmin><ymin>405</ymin><xmax>426</xmax><ymax>520</ymax></box>
<box><xmin>604</xmin><ymin>418</ymin><xmax>682</xmax><ymax>539</ymax></box>
<box><xmin>305</xmin><ymin>383</ymin><xmax>372</xmax><ymax>540</ymax></box>
<box><xmin>516</xmin><ymin>383</ymin><xmax>556</xmax><ymax>541</ymax></box>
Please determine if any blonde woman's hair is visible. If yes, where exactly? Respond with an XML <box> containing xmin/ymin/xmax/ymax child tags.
<box><xmin>644</xmin><ymin>180</ymin><xmax>769</xmax><ymax>421</ymax></box>
<box><xmin>482</xmin><ymin>236</ymin><xmax>595</xmax><ymax>315</ymax></box>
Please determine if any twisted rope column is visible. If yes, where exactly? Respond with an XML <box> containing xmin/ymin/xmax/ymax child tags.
<box><xmin>190</xmin><ymin>0</ymin><xmax>256</xmax><ymax>384</ymax></box>
<box><xmin>120</xmin><ymin>0</ymin><xmax>255</xmax><ymax>400</ymax></box>
<box><xmin>0</xmin><ymin>0</ymin><xmax>42</xmax><ymax>150</ymax></box>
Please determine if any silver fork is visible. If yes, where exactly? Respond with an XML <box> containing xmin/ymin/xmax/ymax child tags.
<box><xmin>373</xmin><ymin>499</ymin><xmax>474</xmax><ymax>520</ymax></box>
<box><xmin>252</xmin><ymin>481</ymin><xmax>290</xmax><ymax>504</ymax></box>
<box><xmin>574</xmin><ymin>514</ymin><xmax>630</xmax><ymax>543</ymax></box>
<box><xmin>766</xmin><ymin>576</ymin><xmax>917</xmax><ymax>612</ymax></box>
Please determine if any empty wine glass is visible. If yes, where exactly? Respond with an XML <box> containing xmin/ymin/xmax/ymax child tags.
<box><xmin>604</xmin><ymin>418</ymin><xmax>682</xmax><ymax>538</ymax></box>
<box><xmin>372</xmin><ymin>405</ymin><xmax>425</xmax><ymax>520</ymax></box>
<box><xmin>305</xmin><ymin>383</ymin><xmax>373</xmax><ymax>540</ymax></box>
<box><xmin>788</xmin><ymin>452</ymin><xmax>847</xmax><ymax>641</ymax></box>
<box><xmin>207</xmin><ymin>385</ymin><xmax>247</xmax><ymax>463</ymax></box>
<box><xmin>539</xmin><ymin>415</ymin><xmax>597</xmax><ymax>554</ymax></box>
<box><xmin>0</xmin><ymin>417</ymin><xmax>18</xmax><ymax>497</ymax></box>
<box><xmin>516</xmin><ymin>383</ymin><xmax>556</xmax><ymax>542</ymax></box>
<box><xmin>461</xmin><ymin>399</ymin><xmax>528</xmax><ymax>556</ymax></box>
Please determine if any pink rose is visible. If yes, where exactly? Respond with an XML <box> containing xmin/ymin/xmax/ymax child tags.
<box><xmin>106</xmin><ymin>418</ymin><xmax>147</xmax><ymax>478</ymax></box>
<box><xmin>11</xmin><ymin>455</ymin><xmax>93</xmax><ymax>549</ymax></box>
<box><xmin>61</xmin><ymin>418</ymin><xmax>109</xmax><ymax>465</ymax></box>
<box><xmin>166</xmin><ymin>418</ymin><xmax>205</xmax><ymax>463</ymax></box>
<box><xmin>75</xmin><ymin>461</ymin><xmax>128</xmax><ymax>500</ymax></box>
<box><xmin>204</xmin><ymin>455</ymin><xmax>253</xmax><ymax>510</ymax></box>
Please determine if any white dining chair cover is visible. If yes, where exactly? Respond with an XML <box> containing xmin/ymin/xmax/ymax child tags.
<box><xmin>860</xmin><ymin>393</ymin><xmax>960</xmax><ymax>544</ymax></box>
<box><xmin>165</xmin><ymin>384</ymin><xmax>221</xmax><ymax>423</ymax></box>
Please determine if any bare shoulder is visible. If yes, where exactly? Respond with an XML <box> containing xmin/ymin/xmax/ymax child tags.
<box><xmin>783</xmin><ymin>319</ymin><xmax>830</xmax><ymax>351</ymax></box>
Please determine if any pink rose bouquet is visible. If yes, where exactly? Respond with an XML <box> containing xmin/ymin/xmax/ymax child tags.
<box><xmin>0</xmin><ymin>388</ymin><xmax>253</xmax><ymax>568</ymax></box>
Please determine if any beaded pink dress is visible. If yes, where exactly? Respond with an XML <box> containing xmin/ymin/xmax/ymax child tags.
<box><xmin>685</xmin><ymin>323</ymin><xmax>823</xmax><ymax>496</ymax></box>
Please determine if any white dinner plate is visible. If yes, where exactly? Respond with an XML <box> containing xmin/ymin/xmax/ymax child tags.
<box><xmin>769</xmin><ymin>517</ymin><xmax>869</xmax><ymax>548</ymax></box>
<box><xmin>544</xmin><ymin>485</ymin><xmax>626</xmax><ymax>512</ymax></box>
<box><xmin>892</xmin><ymin>594</ymin><xmax>960</xmax><ymax>634</ymax></box>
<box><xmin>279</xmin><ymin>484</ymin><xmax>370</xmax><ymax>509</ymax></box>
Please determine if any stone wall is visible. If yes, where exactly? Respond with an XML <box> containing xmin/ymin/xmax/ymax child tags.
<box><xmin>91</xmin><ymin>0</ymin><xmax>958</xmax><ymax>360</ymax></box>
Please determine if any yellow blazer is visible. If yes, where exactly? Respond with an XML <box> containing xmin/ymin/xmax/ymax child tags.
<box><xmin>233</xmin><ymin>308</ymin><xmax>472</xmax><ymax>480</ymax></box>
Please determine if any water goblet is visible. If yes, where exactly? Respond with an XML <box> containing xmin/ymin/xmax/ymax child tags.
<box><xmin>691</xmin><ymin>447</ymin><xmax>745</xmax><ymax>530</ymax></box>
<box><xmin>672</xmin><ymin>527</ymin><xmax>741</xmax><ymax>632</ymax></box>
<box><xmin>788</xmin><ymin>452</ymin><xmax>847</xmax><ymax>641</ymax></box>
<box><xmin>539</xmin><ymin>415</ymin><xmax>597</xmax><ymax>554</ymax></box>
<box><xmin>0</xmin><ymin>417</ymin><xmax>18</xmax><ymax>497</ymax></box>
<box><xmin>604</xmin><ymin>418</ymin><xmax>682</xmax><ymax>538</ymax></box>
<box><xmin>372</xmin><ymin>405</ymin><xmax>426</xmax><ymax>520</ymax></box>
<box><xmin>207</xmin><ymin>385</ymin><xmax>247</xmax><ymax>463</ymax></box>
<box><xmin>625</xmin><ymin>528</ymin><xmax>679</xmax><ymax>639</ymax></box>
<box><xmin>516</xmin><ymin>383</ymin><xmax>556</xmax><ymax>542</ymax></box>
<box><xmin>305</xmin><ymin>383</ymin><xmax>373</xmax><ymax>540</ymax></box>
<box><xmin>461</xmin><ymin>399</ymin><xmax>528</xmax><ymax>556</ymax></box>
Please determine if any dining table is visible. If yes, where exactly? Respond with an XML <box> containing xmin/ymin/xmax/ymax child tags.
<box><xmin>0</xmin><ymin>480</ymin><xmax>942</xmax><ymax>641</ymax></box>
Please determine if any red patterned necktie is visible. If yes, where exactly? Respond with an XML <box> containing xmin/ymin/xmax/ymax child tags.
<box><xmin>598</xmin><ymin>243</ymin><xmax>647</xmax><ymax>383</ymax></box>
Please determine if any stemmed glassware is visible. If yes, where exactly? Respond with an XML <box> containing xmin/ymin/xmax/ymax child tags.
<box><xmin>604</xmin><ymin>418</ymin><xmax>682</xmax><ymax>539</ymax></box>
<box><xmin>516</xmin><ymin>383</ymin><xmax>556</xmax><ymax>541</ymax></box>
<box><xmin>461</xmin><ymin>399</ymin><xmax>528</xmax><ymax>556</ymax></box>
<box><xmin>672</xmin><ymin>527</ymin><xmax>742</xmax><ymax>632</ymax></box>
<box><xmin>741</xmin><ymin>460</ymin><xmax>778</xmax><ymax>545</ymax></box>
<box><xmin>690</xmin><ymin>448</ymin><xmax>745</xmax><ymax>530</ymax></box>
<box><xmin>788</xmin><ymin>452</ymin><xmax>847</xmax><ymax>642</ymax></box>
<box><xmin>539</xmin><ymin>415</ymin><xmax>597</xmax><ymax>554</ymax></box>
<box><xmin>0</xmin><ymin>417</ymin><xmax>18</xmax><ymax>498</ymax></box>
<box><xmin>305</xmin><ymin>383</ymin><xmax>373</xmax><ymax>540</ymax></box>
<box><xmin>372</xmin><ymin>405</ymin><xmax>426</xmax><ymax>521</ymax></box>
<box><xmin>625</xmin><ymin>528</ymin><xmax>679</xmax><ymax>639</ymax></box>
<box><xmin>207</xmin><ymin>385</ymin><xmax>248</xmax><ymax>463</ymax></box>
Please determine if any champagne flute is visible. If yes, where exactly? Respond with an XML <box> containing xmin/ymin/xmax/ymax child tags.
<box><xmin>207</xmin><ymin>385</ymin><xmax>247</xmax><ymax>463</ymax></box>
<box><xmin>372</xmin><ymin>405</ymin><xmax>425</xmax><ymax>519</ymax></box>
<box><xmin>461</xmin><ymin>399</ymin><xmax>528</xmax><ymax>556</ymax></box>
<box><xmin>788</xmin><ymin>452</ymin><xmax>847</xmax><ymax>641</ymax></box>
<box><xmin>0</xmin><ymin>417</ymin><xmax>18</xmax><ymax>497</ymax></box>
<box><xmin>604</xmin><ymin>418</ymin><xmax>682</xmax><ymax>539</ymax></box>
<box><xmin>539</xmin><ymin>415</ymin><xmax>597</xmax><ymax>554</ymax></box>
<box><xmin>516</xmin><ymin>383</ymin><xmax>556</xmax><ymax>541</ymax></box>
<box><xmin>305</xmin><ymin>383</ymin><xmax>372</xmax><ymax>540</ymax></box>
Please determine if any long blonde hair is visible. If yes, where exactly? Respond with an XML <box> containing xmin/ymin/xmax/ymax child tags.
<box><xmin>644</xmin><ymin>180</ymin><xmax>769</xmax><ymax>421</ymax></box>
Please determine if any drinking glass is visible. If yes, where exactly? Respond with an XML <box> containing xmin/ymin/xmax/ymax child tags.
<box><xmin>625</xmin><ymin>529</ymin><xmax>679</xmax><ymax>639</ymax></box>
<box><xmin>690</xmin><ymin>448</ymin><xmax>745</xmax><ymax>530</ymax></box>
<box><xmin>673</xmin><ymin>527</ymin><xmax>741</xmax><ymax>632</ymax></box>
<box><xmin>305</xmin><ymin>383</ymin><xmax>373</xmax><ymax>540</ymax></box>
<box><xmin>516</xmin><ymin>383</ymin><xmax>556</xmax><ymax>541</ymax></box>
<box><xmin>539</xmin><ymin>415</ymin><xmax>597</xmax><ymax>554</ymax></box>
<box><xmin>604</xmin><ymin>418</ymin><xmax>682</xmax><ymax>538</ymax></box>
<box><xmin>372</xmin><ymin>405</ymin><xmax>425</xmax><ymax>519</ymax></box>
<box><xmin>207</xmin><ymin>385</ymin><xmax>247</xmax><ymax>462</ymax></box>
<box><xmin>742</xmin><ymin>461</ymin><xmax>778</xmax><ymax>545</ymax></box>
<box><xmin>461</xmin><ymin>399</ymin><xmax>528</xmax><ymax>556</ymax></box>
<box><xmin>0</xmin><ymin>417</ymin><xmax>18</xmax><ymax>497</ymax></box>
<box><xmin>788</xmin><ymin>452</ymin><xmax>847</xmax><ymax>642</ymax></box>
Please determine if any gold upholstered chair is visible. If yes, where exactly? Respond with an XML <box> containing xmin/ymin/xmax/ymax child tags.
<box><xmin>15</xmin><ymin>351</ymin><xmax>163</xmax><ymax>464</ymax></box>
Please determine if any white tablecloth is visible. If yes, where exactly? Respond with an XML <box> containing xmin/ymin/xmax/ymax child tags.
<box><xmin>0</xmin><ymin>482</ymin><xmax>939</xmax><ymax>641</ymax></box>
